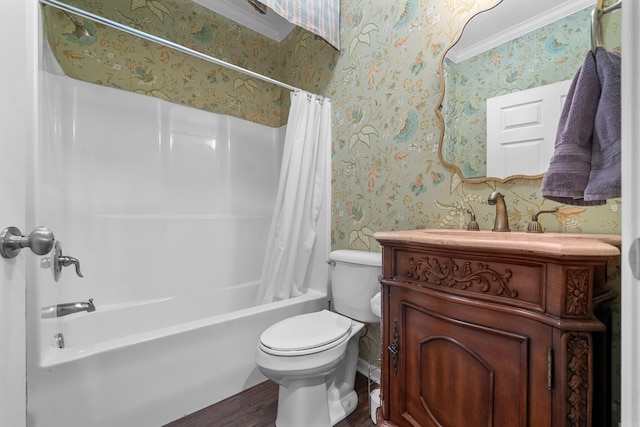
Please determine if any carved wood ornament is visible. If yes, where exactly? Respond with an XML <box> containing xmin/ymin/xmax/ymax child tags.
<box><xmin>566</xmin><ymin>332</ymin><xmax>590</xmax><ymax>427</ymax></box>
<box><xmin>405</xmin><ymin>256</ymin><xmax>518</xmax><ymax>298</ymax></box>
<box><xmin>565</xmin><ymin>269</ymin><xmax>590</xmax><ymax>316</ymax></box>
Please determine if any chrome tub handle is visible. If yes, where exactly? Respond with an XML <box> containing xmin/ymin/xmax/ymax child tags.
<box><xmin>52</xmin><ymin>241</ymin><xmax>83</xmax><ymax>281</ymax></box>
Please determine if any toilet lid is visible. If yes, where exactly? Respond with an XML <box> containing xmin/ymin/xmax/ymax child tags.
<box><xmin>259</xmin><ymin>310</ymin><xmax>352</xmax><ymax>354</ymax></box>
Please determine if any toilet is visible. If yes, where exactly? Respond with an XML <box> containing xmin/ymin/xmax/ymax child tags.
<box><xmin>256</xmin><ymin>249</ymin><xmax>382</xmax><ymax>427</ymax></box>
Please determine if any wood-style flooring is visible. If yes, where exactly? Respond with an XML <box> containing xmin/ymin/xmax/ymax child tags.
<box><xmin>164</xmin><ymin>373</ymin><xmax>376</xmax><ymax>427</ymax></box>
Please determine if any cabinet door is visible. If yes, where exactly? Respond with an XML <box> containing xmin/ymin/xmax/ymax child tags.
<box><xmin>387</xmin><ymin>286</ymin><xmax>552</xmax><ymax>427</ymax></box>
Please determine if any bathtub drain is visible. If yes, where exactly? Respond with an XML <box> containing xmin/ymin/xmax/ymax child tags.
<box><xmin>53</xmin><ymin>332</ymin><xmax>65</xmax><ymax>349</ymax></box>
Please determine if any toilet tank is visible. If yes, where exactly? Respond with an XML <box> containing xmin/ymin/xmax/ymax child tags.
<box><xmin>329</xmin><ymin>250</ymin><xmax>382</xmax><ymax>323</ymax></box>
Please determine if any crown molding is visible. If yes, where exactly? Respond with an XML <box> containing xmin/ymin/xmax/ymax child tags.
<box><xmin>447</xmin><ymin>0</ymin><xmax>595</xmax><ymax>63</ymax></box>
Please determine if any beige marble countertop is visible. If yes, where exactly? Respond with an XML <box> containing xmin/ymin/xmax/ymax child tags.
<box><xmin>373</xmin><ymin>229</ymin><xmax>621</xmax><ymax>257</ymax></box>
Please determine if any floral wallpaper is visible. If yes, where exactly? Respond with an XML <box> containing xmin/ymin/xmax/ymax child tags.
<box><xmin>46</xmin><ymin>0</ymin><xmax>622</xmax><ymax>241</ymax></box>
<box><xmin>443</xmin><ymin>7</ymin><xmax>622</xmax><ymax>178</ymax></box>
<box><xmin>43</xmin><ymin>0</ymin><xmax>290</xmax><ymax>127</ymax></box>
<box><xmin>43</xmin><ymin>0</ymin><xmax>623</xmax><ymax>421</ymax></box>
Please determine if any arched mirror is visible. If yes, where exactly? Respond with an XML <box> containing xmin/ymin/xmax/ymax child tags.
<box><xmin>437</xmin><ymin>0</ymin><xmax>603</xmax><ymax>183</ymax></box>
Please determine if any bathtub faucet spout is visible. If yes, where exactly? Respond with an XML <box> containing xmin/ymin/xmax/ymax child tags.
<box><xmin>41</xmin><ymin>298</ymin><xmax>95</xmax><ymax>318</ymax></box>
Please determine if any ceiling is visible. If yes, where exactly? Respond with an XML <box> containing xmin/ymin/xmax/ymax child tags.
<box><xmin>447</xmin><ymin>0</ymin><xmax>596</xmax><ymax>62</ymax></box>
<box><xmin>192</xmin><ymin>0</ymin><xmax>295</xmax><ymax>41</ymax></box>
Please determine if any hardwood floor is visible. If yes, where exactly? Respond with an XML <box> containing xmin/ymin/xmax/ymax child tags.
<box><xmin>164</xmin><ymin>373</ymin><xmax>376</xmax><ymax>427</ymax></box>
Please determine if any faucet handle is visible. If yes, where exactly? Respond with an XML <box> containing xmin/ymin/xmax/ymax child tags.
<box><xmin>52</xmin><ymin>241</ymin><xmax>84</xmax><ymax>281</ymax></box>
<box><xmin>466</xmin><ymin>210</ymin><xmax>480</xmax><ymax>231</ymax></box>
<box><xmin>59</xmin><ymin>254</ymin><xmax>83</xmax><ymax>278</ymax></box>
<box><xmin>527</xmin><ymin>208</ymin><xmax>559</xmax><ymax>233</ymax></box>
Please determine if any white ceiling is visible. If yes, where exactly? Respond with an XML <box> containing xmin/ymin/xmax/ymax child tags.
<box><xmin>447</xmin><ymin>0</ymin><xmax>596</xmax><ymax>63</ymax></box>
<box><xmin>192</xmin><ymin>0</ymin><xmax>295</xmax><ymax>41</ymax></box>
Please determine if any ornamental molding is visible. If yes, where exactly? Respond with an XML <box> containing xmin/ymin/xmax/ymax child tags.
<box><xmin>403</xmin><ymin>256</ymin><xmax>518</xmax><ymax>298</ymax></box>
<box><xmin>565</xmin><ymin>332</ymin><xmax>590</xmax><ymax>427</ymax></box>
<box><xmin>565</xmin><ymin>269</ymin><xmax>590</xmax><ymax>316</ymax></box>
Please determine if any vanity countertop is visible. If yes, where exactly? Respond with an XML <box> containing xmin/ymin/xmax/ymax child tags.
<box><xmin>373</xmin><ymin>229</ymin><xmax>621</xmax><ymax>258</ymax></box>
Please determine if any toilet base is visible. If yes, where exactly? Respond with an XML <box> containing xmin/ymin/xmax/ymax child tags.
<box><xmin>276</xmin><ymin>377</ymin><xmax>331</xmax><ymax>427</ymax></box>
<box><xmin>274</xmin><ymin>380</ymin><xmax>358</xmax><ymax>427</ymax></box>
<box><xmin>327</xmin><ymin>389</ymin><xmax>358</xmax><ymax>425</ymax></box>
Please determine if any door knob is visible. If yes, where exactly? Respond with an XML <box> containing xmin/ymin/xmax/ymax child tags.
<box><xmin>0</xmin><ymin>226</ymin><xmax>55</xmax><ymax>259</ymax></box>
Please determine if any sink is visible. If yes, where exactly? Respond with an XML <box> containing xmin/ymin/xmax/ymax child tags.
<box><xmin>373</xmin><ymin>229</ymin><xmax>621</xmax><ymax>257</ymax></box>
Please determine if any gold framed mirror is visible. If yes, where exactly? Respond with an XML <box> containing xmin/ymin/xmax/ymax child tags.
<box><xmin>436</xmin><ymin>0</ymin><xmax>610</xmax><ymax>184</ymax></box>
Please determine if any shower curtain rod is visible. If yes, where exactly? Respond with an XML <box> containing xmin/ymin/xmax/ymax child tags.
<box><xmin>39</xmin><ymin>0</ymin><xmax>303</xmax><ymax>93</ymax></box>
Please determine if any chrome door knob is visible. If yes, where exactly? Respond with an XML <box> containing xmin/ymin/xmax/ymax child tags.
<box><xmin>0</xmin><ymin>226</ymin><xmax>55</xmax><ymax>259</ymax></box>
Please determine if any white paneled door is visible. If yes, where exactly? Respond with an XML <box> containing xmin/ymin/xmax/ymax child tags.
<box><xmin>486</xmin><ymin>79</ymin><xmax>571</xmax><ymax>179</ymax></box>
<box><xmin>0</xmin><ymin>1</ymin><xmax>37</xmax><ymax>426</ymax></box>
<box><xmin>621</xmin><ymin>0</ymin><xmax>640</xmax><ymax>425</ymax></box>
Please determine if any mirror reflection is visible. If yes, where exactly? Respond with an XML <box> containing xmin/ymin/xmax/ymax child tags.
<box><xmin>440</xmin><ymin>0</ymin><xmax>620</xmax><ymax>181</ymax></box>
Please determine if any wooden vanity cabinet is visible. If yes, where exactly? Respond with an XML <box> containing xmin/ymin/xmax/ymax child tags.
<box><xmin>374</xmin><ymin>231</ymin><xmax>619</xmax><ymax>427</ymax></box>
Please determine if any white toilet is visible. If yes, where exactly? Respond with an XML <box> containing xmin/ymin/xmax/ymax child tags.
<box><xmin>256</xmin><ymin>249</ymin><xmax>382</xmax><ymax>427</ymax></box>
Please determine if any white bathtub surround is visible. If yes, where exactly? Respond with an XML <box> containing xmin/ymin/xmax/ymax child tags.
<box><xmin>27</xmin><ymin>48</ymin><xmax>330</xmax><ymax>426</ymax></box>
<box><xmin>258</xmin><ymin>91</ymin><xmax>331</xmax><ymax>304</ymax></box>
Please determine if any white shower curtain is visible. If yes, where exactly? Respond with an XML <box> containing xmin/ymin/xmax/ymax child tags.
<box><xmin>257</xmin><ymin>91</ymin><xmax>331</xmax><ymax>304</ymax></box>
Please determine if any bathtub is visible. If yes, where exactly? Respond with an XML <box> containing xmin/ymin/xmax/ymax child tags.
<box><xmin>29</xmin><ymin>288</ymin><xmax>328</xmax><ymax>427</ymax></box>
<box><xmin>28</xmin><ymin>47</ymin><xmax>331</xmax><ymax>426</ymax></box>
<box><xmin>43</xmin><ymin>281</ymin><xmax>271</xmax><ymax>360</ymax></box>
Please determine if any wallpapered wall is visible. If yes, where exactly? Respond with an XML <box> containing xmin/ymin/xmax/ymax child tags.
<box><xmin>45</xmin><ymin>0</ymin><xmax>622</xmax><ymax>419</ymax></box>
<box><xmin>44</xmin><ymin>0</ymin><xmax>291</xmax><ymax>127</ymax></box>
<box><xmin>46</xmin><ymin>0</ymin><xmax>622</xmax><ymax>244</ymax></box>
<box><xmin>443</xmin><ymin>7</ymin><xmax>622</xmax><ymax>179</ymax></box>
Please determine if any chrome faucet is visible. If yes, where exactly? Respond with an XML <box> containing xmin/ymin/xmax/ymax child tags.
<box><xmin>41</xmin><ymin>298</ymin><xmax>95</xmax><ymax>318</ymax></box>
<box><xmin>487</xmin><ymin>191</ymin><xmax>510</xmax><ymax>232</ymax></box>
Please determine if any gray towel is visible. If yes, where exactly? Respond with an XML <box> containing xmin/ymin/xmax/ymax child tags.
<box><xmin>584</xmin><ymin>47</ymin><xmax>621</xmax><ymax>201</ymax></box>
<box><xmin>541</xmin><ymin>47</ymin><xmax>621</xmax><ymax>206</ymax></box>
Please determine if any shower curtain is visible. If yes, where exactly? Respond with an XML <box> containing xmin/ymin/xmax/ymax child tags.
<box><xmin>257</xmin><ymin>91</ymin><xmax>331</xmax><ymax>304</ymax></box>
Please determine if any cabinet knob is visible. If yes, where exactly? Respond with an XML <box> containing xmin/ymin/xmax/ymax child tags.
<box><xmin>388</xmin><ymin>343</ymin><xmax>398</xmax><ymax>355</ymax></box>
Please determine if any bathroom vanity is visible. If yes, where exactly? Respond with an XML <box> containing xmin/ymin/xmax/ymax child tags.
<box><xmin>373</xmin><ymin>230</ymin><xmax>620</xmax><ymax>427</ymax></box>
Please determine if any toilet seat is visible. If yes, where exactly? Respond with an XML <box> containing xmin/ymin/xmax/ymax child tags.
<box><xmin>259</xmin><ymin>310</ymin><xmax>352</xmax><ymax>356</ymax></box>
